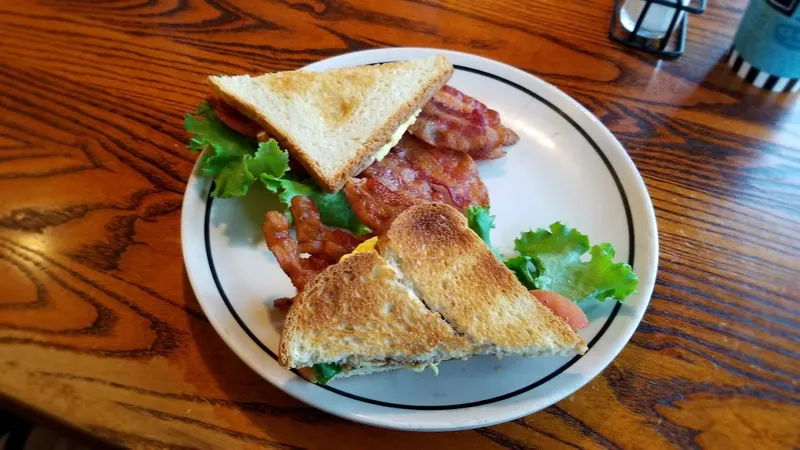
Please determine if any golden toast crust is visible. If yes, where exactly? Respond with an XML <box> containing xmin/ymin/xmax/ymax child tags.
<box><xmin>279</xmin><ymin>251</ymin><xmax>470</xmax><ymax>368</ymax></box>
<box><xmin>382</xmin><ymin>203</ymin><xmax>587</xmax><ymax>356</ymax></box>
<box><xmin>208</xmin><ymin>56</ymin><xmax>453</xmax><ymax>193</ymax></box>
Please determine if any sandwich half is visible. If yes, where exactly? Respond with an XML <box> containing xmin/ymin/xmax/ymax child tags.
<box><xmin>279</xmin><ymin>203</ymin><xmax>587</xmax><ymax>383</ymax></box>
<box><xmin>279</xmin><ymin>250</ymin><xmax>472</xmax><ymax>383</ymax></box>
<box><xmin>208</xmin><ymin>55</ymin><xmax>453</xmax><ymax>193</ymax></box>
<box><xmin>381</xmin><ymin>203</ymin><xmax>586</xmax><ymax>357</ymax></box>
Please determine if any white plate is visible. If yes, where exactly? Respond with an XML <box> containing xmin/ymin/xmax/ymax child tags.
<box><xmin>181</xmin><ymin>47</ymin><xmax>658</xmax><ymax>431</ymax></box>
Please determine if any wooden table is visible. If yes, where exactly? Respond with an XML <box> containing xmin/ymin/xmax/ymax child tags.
<box><xmin>1</xmin><ymin>0</ymin><xmax>798</xmax><ymax>448</ymax></box>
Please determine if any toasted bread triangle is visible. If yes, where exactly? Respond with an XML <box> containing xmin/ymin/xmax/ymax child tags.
<box><xmin>279</xmin><ymin>251</ymin><xmax>471</xmax><ymax>371</ymax></box>
<box><xmin>208</xmin><ymin>55</ymin><xmax>453</xmax><ymax>192</ymax></box>
<box><xmin>381</xmin><ymin>203</ymin><xmax>588</xmax><ymax>357</ymax></box>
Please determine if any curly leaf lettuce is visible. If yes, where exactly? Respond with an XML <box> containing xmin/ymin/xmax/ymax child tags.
<box><xmin>246</xmin><ymin>139</ymin><xmax>289</xmax><ymax>180</ymax></box>
<box><xmin>185</xmin><ymin>102</ymin><xmax>368</xmax><ymax>233</ymax></box>
<box><xmin>465</xmin><ymin>206</ymin><xmax>638</xmax><ymax>305</ymax></box>
<box><xmin>466</xmin><ymin>205</ymin><xmax>501</xmax><ymax>257</ymax></box>
<box><xmin>514</xmin><ymin>222</ymin><xmax>638</xmax><ymax>303</ymax></box>
<box><xmin>260</xmin><ymin>176</ymin><xmax>370</xmax><ymax>235</ymax></box>
<box><xmin>185</xmin><ymin>102</ymin><xmax>260</xmax><ymax>198</ymax></box>
<box><xmin>503</xmin><ymin>255</ymin><xmax>545</xmax><ymax>289</ymax></box>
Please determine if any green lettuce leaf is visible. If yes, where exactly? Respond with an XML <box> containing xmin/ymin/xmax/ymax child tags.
<box><xmin>210</xmin><ymin>140</ymin><xmax>290</xmax><ymax>199</ymax></box>
<box><xmin>309</xmin><ymin>189</ymin><xmax>371</xmax><ymax>236</ymax></box>
<box><xmin>247</xmin><ymin>139</ymin><xmax>289</xmax><ymax>180</ymax></box>
<box><xmin>514</xmin><ymin>222</ymin><xmax>638</xmax><ymax>303</ymax></box>
<box><xmin>185</xmin><ymin>102</ymin><xmax>261</xmax><ymax>198</ymax></box>
<box><xmin>313</xmin><ymin>363</ymin><xmax>341</xmax><ymax>385</ymax></box>
<box><xmin>186</xmin><ymin>102</ymin><xmax>254</xmax><ymax>158</ymax></box>
<box><xmin>185</xmin><ymin>102</ymin><xmax>368</xmax><ymax>233</ymax></box>
<box><xmin>504</xmin><ymin>255</ymin><xmax>545</xmax><ymax>289</ymax></box>
<box><xmin>466</xmin><ymin>206</ymin><xmax>501</xmax><ymax>257</ymax></box>
<box><xmin>261</xmin><ymin>176</ymin><xmax>370</xmax><ymax>235</ymax></box>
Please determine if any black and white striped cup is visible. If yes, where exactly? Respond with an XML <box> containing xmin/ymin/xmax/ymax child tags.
<box><xmin>727</xmin><ymin>0</ymin><xmax>800</xmax><ymax>93</ymax></box>
<box><xmin>728</xmin><ymin>47</ymin><xmax>799</xmax><ymax>93</ymax></box>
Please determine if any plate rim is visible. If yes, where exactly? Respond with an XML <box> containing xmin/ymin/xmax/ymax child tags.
<box><xmin>181</xmin><ymin>47</ymin><xmax>659</xmax><ymax>431</ymax></box>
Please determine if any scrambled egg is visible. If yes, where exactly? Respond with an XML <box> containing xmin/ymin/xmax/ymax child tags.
<box><xmin>339</xmin><ymin>236</ymin><xmax>379</xmax><ymax>262</ymax></box>
<box><xmin>373</xmin><ymin>108</ymin><xmax>422</xmax><ymax>162</ymax></box>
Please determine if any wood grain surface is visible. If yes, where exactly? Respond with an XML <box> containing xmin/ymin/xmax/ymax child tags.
<box><xmin>0</xmin><ymin>0</ymin><xmax>798</xmax><ymax>448</ymax></box>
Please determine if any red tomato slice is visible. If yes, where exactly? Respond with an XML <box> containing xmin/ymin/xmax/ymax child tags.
<box><xmin>530</xmin><ymin>290</ymin><xmax>589</xmax><ymax>331</ymax></box>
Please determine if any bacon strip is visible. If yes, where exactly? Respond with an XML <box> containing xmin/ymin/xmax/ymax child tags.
<box><xmin>393</xmin><ymin>134</ymin><xmax>489</xmax><ymax>208</ymax></box>
<box><xmin>291</xmin><ymin>196</ymin><xmax>366</xmax><ymax>263</ymax></box>
<box><xmin>362</xmin><ymin>134</ymin><xmax>489</xmax><ymax>208</ymax></box>
<box><xmin>263</xmin><ymin>211</ymin><xmax>327</xmax><ymax>291</ymax></box>
<box><xmin>409</xmin><ymin>85</ymin><xmax>519</xmax><ymax>159</ymax></box>
<box><xmin>263</xmin><ymin>197</ymin><xmax>367</xmax><ymax>291</ymax></box>
<box><xmin>346</xmin><ymin>135</ymin><xmax>490</xmax><ymax>233</ymax></box>
<box><xmin>343</xmin><ymin>178</ymin><xmax>416</xmax><ymax>234</ymax></box>
<box><xmin>361</xmin><ymin>143</ymin><xmax>439</xmax><ymax>203</ymax></box>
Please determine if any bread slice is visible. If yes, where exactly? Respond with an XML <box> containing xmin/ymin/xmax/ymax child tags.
<box><xmin>208</xmin><ymin>55</ymin><xmax>453</xmax><ymax>193</ymax></box>
<box><xmin>381</xmin><ymin>203</ymin><xmax>588</xmax><ymax>357</ymax></box>
<box><xmin>279</xmin><ymin>251</ymin><xmax>471</xmax><ymax>375</ymax></box>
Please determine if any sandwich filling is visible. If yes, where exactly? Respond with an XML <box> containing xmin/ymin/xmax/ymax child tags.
<box><xmin>373</xmin><ymin>108</ymin><xmax>422</xmax><ymax>162</ymax></box>
<box><xmin>315</xmin><ymin>359</ymin><xmax>441</xmax><ymax>384</ymax></box>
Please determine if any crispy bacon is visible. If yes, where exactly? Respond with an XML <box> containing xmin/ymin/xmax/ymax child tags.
<box><xmin>343</xmin><ymin>178</ymin><xmax>416</xmax><ymax>234</ymax></box>
<box><xmin>346</xmin><ymin>135</ymin><xmax>490</xmax><ymax>232</ymax></box>
<box><xmin>409</xmin><ymin>85</ymin><xmax>519</xmax><ymax>159</ymax></box>
<box><xmin>263</xmin><ymin>211</ymin><xmax>327</xmax><ymax>291</ymax></box>
<box><xmin>361</xmin><ymin>140</ymin><xmax>443</xmax><ymax>204</ymax></box>
<box><xmin>291</xmin><ymin>196</ymin><xmax>365</xmax><ymax>263</ymax></box>
<box><xmin>393</xmin><ymin>134</ymin><xmax>489</xmax><ymax>208</ymax></box>
<box><xmin>263</xmin><ymin>197</ymin><xmax>367</xmax><ymax>291</ymax></box>
<box><xmin>273</xmin><ymin>296</ymin><xmax>295</xmax><ymax>309</ymax></box>
<box><xmin>362</xmin><ymin>134</ymin><xmax>489</xmax><ymax>207</ymax></box>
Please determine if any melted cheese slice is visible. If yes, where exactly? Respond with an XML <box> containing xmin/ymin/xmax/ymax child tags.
<box><xmin>339</xmin><ymin>236</ymin><xmax>379</xmax><ymax>263</ymax></box>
